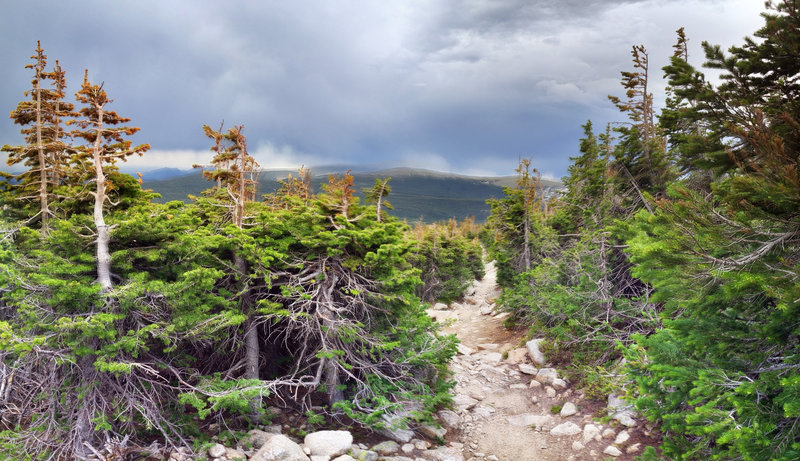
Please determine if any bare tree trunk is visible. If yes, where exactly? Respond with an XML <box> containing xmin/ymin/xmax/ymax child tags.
<box><xmin>91</xmin><ymin>107</ymin><xmax>113</xmax><ymax>292</ymax></box>
<box><xmin>522</xmin><ymin>212</ymin><xmax>531</xmax><ymax>271</ymax></box>
<box><xmin>34</xmin><ymin>69</ymin><xmax>50</xmax><ymax>231</ymax></box>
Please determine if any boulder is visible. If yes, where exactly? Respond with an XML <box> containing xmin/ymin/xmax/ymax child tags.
<box><xmin>453</xmin><ymin>394</ymin><xmax>479</xmax><ymax>411</ymax></box>
<box><xmin>371</xmin><ymin>440</ymin><xmax>400</xmax><ymax>455</ymax></box>
<box><xmin>550</xmin><ymin>422</ymin><xmax>582</xmax><ymax>436</ymax></box>
<box><xmin>250</xmin><ymin>434</ymin><xmax>310</xmax><ymax>461</ymax></box>
<box><xmin>505</xmin><ymin>348</ymin><xmax>528</xmax><ymax>364</ymax></box>
<box><xmin>526</xmin><ymin>338</ymin><xmax>547</xmax><ymax>366</ymax></box>
<box><xmin>518</xmin><ymin>364</ymin><xmax>538</xmax><ymax>375</ymax></box>
<box><xmin>208</xmin><ymin>444</ymin><xmax>226</xmax><ymax>458</ymax></box>
<box><xmin>534</xmin><ymin>368</ymin><xmax>558</xmax><ymax>386</ymax></box>
<box><xmin>246</xmin><ymin>430</ymin><xmax>279</xmax><ymax>449</ymax></box>
<box><xmin>304</xmin><ymin>431</ymin><xmax>353</xmax><ymax>457</ymax></box>
<box><xmin>603</xmin><ymin>446</ymin><xmax>622</xmax><ymax>457</ymax></box>
<box><xmin>437</xmin><ymin>410</ymin><xmax>460</xmax><ymax>429</ymax></box>
<box><xmin>423</xmin><ymin>446</ymin><xmax>465</xmax><ymax>461</ymax></box>
<box><xmin>559</xmin><ymin>402</ymin><xmax>577</xmax><ymax>417</ymax></box>
<box><xmin>419</xmin><ymin>424</ymin><xmax>446</xmax><ymax>440</ymax></box>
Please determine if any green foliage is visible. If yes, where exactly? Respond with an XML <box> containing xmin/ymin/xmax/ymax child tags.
<box><xmin>406</xmin><ymin>218</ymin><xmax>484</xmax><ymax>303</ymax></box>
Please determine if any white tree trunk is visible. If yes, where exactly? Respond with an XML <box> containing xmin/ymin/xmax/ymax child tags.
<box><xmin>91</xmin><ymin>107</ymin><xmax>112</xmax><ymax>292</ymax></box>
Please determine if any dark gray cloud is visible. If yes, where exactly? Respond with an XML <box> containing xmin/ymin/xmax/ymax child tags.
<box><xmin>1</xmin><ymin>0</ymin><xmax>765</xmax><ymax>177</ymax></box>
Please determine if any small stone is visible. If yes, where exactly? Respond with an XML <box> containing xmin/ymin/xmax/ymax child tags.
<box><xmin>250</xmin><ymin>434</ymin><xmax>309</xmax><ymax>461</ymax></box>
<box><xmin>560</xmin><ymin>402</ymin><xmax>578</xmax><ymax>417</ymax></box>
<box><xmin>510</xmin><ymin>383</ymin><xmax>527</xmax><ymax>389</ymax></box>
<box><xmin>582</xmin><ymin>424</ymin><xmax>601</xmax><ymax>444</ymax></box>
<box><xmin>424</xmin><ymin>446</ymin><xmax>464</xmax><ymax>461</ymax></box>
<box><xmin>208</xmin><ymin>443</ymin><xmax>226</xmax><ymax>458</ymax></box>
<box><xmin>571</xmin><ymin>441</ymin><xmax>584</xmax><ymax>451</ymax></box>
<box><xmin>550</xmin><ymin>422</ymin><xmax>582</xmax><ymax>436</ymax></box>
<box><xmin>433</xmin><ymin>303</ymin><xmax>448</xmax><ymax>310</ymax></box>
<box><xmin>437</xmin><ymin>410</ymin><xmax>460</xmax><ymax>429</ymax></box>
<box><xmin>476</xmin><ymin>343</ymin><xmax>499</xmax><ymax>351</ymax></box>
<box><xmin>535</xmin><ymin>368</ymin><xmax>558</xmax><ymax>385</ymax></box>
<box><xmin>246</xmin><ymin>429</ymin><xmax>277</xmax><ymax>449</ymax></box>
<box><xmin>506</xmin><ymin>413</ymin><xmax>552</xmax><ymax>429</ymax></box>
<box><xmin>603</xmin><ymin>445</ymin><xmax>623</xmax><ymax>457</ymax></box>
<box><xmin>413</xmin><ymin>439</ymin><xmax>430</xmax><ymax>450</ymax></box>
<box><xmin>225</xmin><ymin>447</ymin><xmax>247</xmax><ymax>460</ymax></box>
<box><xmin>518</xmin><ymin>364</ymin><xmax>538</xmax><ymax>375</ymax></box>
<box><xmin>531</xmin><ymin>396</ymin><xmax>539</xmax><ymax>404</ymax></box>
<box><xmin>546</xmin><ymin>386</ymin><xmax>556</xmax><ymax>397</ymax></box>
<box><xmin>401</xmin><ymin>443</ymin><xmax>414</xmax><ymax>454</ymax></box>
<box><xmin>332</xmin><ymin>456</ymin><xmax>356</xmax><ymax>461</ymax></box>
<box><xmin>526</xmin><ymin>338</ymin><xmax>547</xmax><ymax>366</ymax></box>
<box><xmin>552</xmin><ymin>378</ymin><xmax>567</xmax><ymax>390</ymax></box>
<box><xmin>614</xmin><ymin>430</ymin><xmax>630</xmax><ymax>445</ymax></box>
<box><xmin>456</xmin><ymin>344</ymin><xmax>474</xmax><ymax>356</ymax></box>
<box><xmin>626</xmin><ymin>443</ymin><xmax>642</xmax><ymax>454</ymax></box>
<box><xmin>505</xmin><ymin>348</ymin><xmax>528</xmax><ymax>364</ymax></box>
<box><xmin>487</xmin><ymin>456</ymin><xmax>499</xmax><ymax>461</ymax></box>
<box><xmin>529</xmin><ymin>380</ymin><xmax>542</xmax><ymax>388</ymax></box>
<box><xmin>419</xmin><ymin>424</ymin><xmax>446</xmax><ymax>440</ymax></box>
<box><xmin>589</xmin><ymin>450</ymin><xmax>598</xmax><ymax>457</ymax></box>
<box><xmin>304</xmin><ymin>431</ymin><xmax>353</xmax><ymax>457</ymax></box>
<box><xmin>602</xmin><ymin>428</ymin><xmax>616</xmax><ymax>439</ymax></box>
<box><xmin>371</xmin><ymin>440</ymin><xmax>400</xmax><ymax>455</ymax></box>
<box><xmin>310</xmin><ymin>456</ymin><xmax>330</xmax><ymax>461</ymax></box>
<box><xmin>453</xmin><ymin>394</ymin><xmax>479</xmax><ymax>411</ymax></box>
<box><xmin>479</xmin><ymin>304</ymin><xmax>494</xmax><ymax>315</ymax></box>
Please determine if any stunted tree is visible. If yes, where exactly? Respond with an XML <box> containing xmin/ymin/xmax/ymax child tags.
<box><xmin>69</xmin><ymin>70</ymin><xmax>150</xmax><ymax>292</ymax></box>
<box><xmin>319</xmin><ymin>170</ymin><xmax>362</xmax><ymax>228</ymax></box>
<box><xmin>195</xmin><ymin>123</ymin><xmax>261</xmax><ymax>228</ymax></box>
<box><xmin>364</xmin><ymin>177</ymin><xmax>392</xmax><ymax>222</ymax></box>
<box><xmin>2</xmin><ymin>42</ymin><xmax>75</xmax><ymax>229</ymax></box>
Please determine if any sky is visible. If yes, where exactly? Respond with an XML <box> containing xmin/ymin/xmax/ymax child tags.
<box><xmin>0</xmin><ymin>1</ymin><xmax>767</xmax><ymax>179</ymax></box>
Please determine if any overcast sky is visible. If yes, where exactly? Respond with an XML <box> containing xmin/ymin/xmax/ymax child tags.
<box><xmin>1</xmin><ymin>1</ymin><xmax>766</xmax><ymax>178</ymax></box>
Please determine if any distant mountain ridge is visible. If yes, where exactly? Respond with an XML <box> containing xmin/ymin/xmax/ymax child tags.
<box><xmin>141</xmin><ymin>166</ymin><xmax>563</xmax><ymax>223</ymax></box>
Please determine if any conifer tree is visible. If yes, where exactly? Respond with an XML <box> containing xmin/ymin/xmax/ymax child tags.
<box><xmin>1</xmin><ymin>42</ymin><xmax>75</xmax><ymax>229</ymax></box>
<box><xmin>70</xmin><ymin>70</ymin><xmax>150</xmax><ymax>291</ymax></box>
<box><xmin>364</xmin><ymin>177</ymin><xmax>392</xmax><ymax>222</ymax></box>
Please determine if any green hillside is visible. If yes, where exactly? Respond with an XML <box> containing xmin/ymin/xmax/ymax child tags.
<box><xmin>142</xmin><ymin>167</ymin><xmax>562</xmax><ymax>223</ymax></box>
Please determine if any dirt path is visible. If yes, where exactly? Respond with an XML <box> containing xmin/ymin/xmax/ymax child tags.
<box><xmin>427</xmin><ymin>261</ymin><xmax>654</xmax><ymax>461</ymax></box>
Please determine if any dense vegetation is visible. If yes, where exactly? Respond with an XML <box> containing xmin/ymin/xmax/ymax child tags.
<box><xmin>486</xmin><ymin>3</ymin><xmax>800</xmax><ymax>459</ymax></box>
<box><xmin>0</xmin><ymin>49</ymin><xmax>461</xmax><ymax>459</ymax></box>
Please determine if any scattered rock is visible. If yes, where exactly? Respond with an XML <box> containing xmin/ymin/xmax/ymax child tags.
<box><xmin>608</xmin><ymin>393</ymin><xmax>637</xmax><ymax>427</ymax></box>
<box><xmin>559</xmin><ymin>402</ymin><xmax>577</xmax><ymax>417</ymax></box>
<box><xmin>413</xmin><ymin>439</ymin><xmax>430</xmax><ymax>450</ymax></box>
<box><xmin>246</xmin><ymin>429</ymin><xmax>278</xmax><ymax>449</ymax></box>
<box><xmin>506</xmin><ymin>413</ymin><xmax>553</xmax><ymax>429</ymax></box>
<box><xmin>505</xmin><ymin>348</ymin><xmax>528</xmax><ymax>364</ymax></box>
<box><xmin>545</xmin><ymin>386</ymin><xmax>556</xmax><ymax>398</ymax></box>
<box><xmin>453</xmin><ymin>394</ymin><xmax>479</xmax><ymax>411</ymax></box>
<box><xmin>534</xmin><ymin>368</ymin><xmax>558</xmax><ymax>385</ymax></box>
<box><xmin>529</xmin><ymin>380</ymin><xmax>542</xmax><ymax>388</ymax></box>
<box><xmin>551</xmin><ymin>378</ymin><xmax>567</xmax><ymax>390</ymax></box>
<box><xmin>602</xmin><ymin>428</ymin><xmax>616</xmax><ymax>439</ymax></box>
<box><xmin>400</xmin><ymin>443</ymin><xmax>414</xmax><ymax>454</ymax></box>
<box><xmin>550</xmin><ymin>422</ymin><xmax>582</xmax><ymax>436</ymax></box>
<box><xmin>571</xmin><ymin>441</ymin><xmax>584</xmax><ymax>451</ymax></box>
<box><xmin>437</xmin><ymin>410</ymin><xmax>460</xmax><ymax>429</ymax></box>
<box><xmin>371</xmin><ymin>441</ymin><xmax>400</xmax><ymax>455</ymax></box>
<box><xmin>348</xmin><ymin>447</ymin><xmax>378</xmax><ymax>461</ymax></box>
<box><xmin>479</xmin><ymin>304</ymin><xmax>494</xmax><ymax>315</ymax></box>
<box><xmin>310</xmin><ymin>456</ymin><xmax>330</xmax><ymax>461</ymax></box>
<box><xmin>487</xmin><ymin>456</ymin><xmax>499</xmax><ymax>461</ymax></box>
<box><xmin>478</xmin><ymin>352</ymin><xmax>503</xmax><ymax>364</ymax></box>
<box><xmin>304</xmin><ymin>431</ymin><xmax>353</xmax><ymax>458</ymax></box>
<box><xmin>582</xmin><ymin>424</ymin><xmax>601</xmax><ymax>444</ymax></box>
<box><xmin>627</xmin><ymin>443</ymin><xmax>642</xmax><ymax>454</ymax></box>
<box><xmin>493</xmin><ymin>312</ymin><xmax>510</xmax><ymax>320</ymax></box>
<box><xmin>208</xmin><ymin>443</ymin><xmax>226</xmax><ymax>458</ymax></box>
<box><xmin>518</xmin><ymin>363</ymin><xmax>538</xmax><ymax>375</ymax></box>
<box><xmin>225</xmin><ymin>447</ymin><xmax>247</xmax><ymax>460</ymax></box>
<box><xmin>419</xmin><ymin>424</ymin><xmax>446</xmax><ymax>440</ymax></box>
<box><xmin>250</xmin><ymin>434</ymin><xmax>310</xmax><ymax>461</ymax></box>
<box><xmin>526</xmin><ymin>338</ymin><xmax>547</xmax><ymax>366</ymax></box>
<box><xmin>433</xmin><ymin>303</ymin><xmax>448</xmax><ymax>310</ymax></box>
<box><xmin>456</xmin><ymin>344</ymin><xmax>474</xmax><ymax>356</ymax></box>
<box><xmin>603</xmin><ymin>445</ymin><xmax>623</xmax><ymax>457</ymax></box>
<box><xmin>332</xmin><ymin>456</ymin><xmax>356</xmax><ymax>461</ymax></box>
<box><xmin>614</xmin><ymin>430</ymin><xmax>630</xmax><ymax>445</ymax></box>
<box><xmin>476</xmin><ymin>343</ymin><xmax>499</xmax><ymax>351</ymax></box>
<box><xmin>424</xmin><ymin>447</ymin><xmax>464</xmax><ymax>461</ymax></box>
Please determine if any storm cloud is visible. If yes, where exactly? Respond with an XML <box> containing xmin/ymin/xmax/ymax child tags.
<box><xmin>1</xmin><ymin>0</ymin><xmax>765</xmax><ymax>177</ymax></box>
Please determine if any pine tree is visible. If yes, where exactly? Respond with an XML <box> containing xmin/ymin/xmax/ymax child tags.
<box><xmin>364</xmin><ymin>177</ymin><xmax>392</xmax><ymax>222</ymax></box>
<box><xmin>1</xmin><ymin>42</ymin><xmax>75</xmax><ymax>229</ymax></box>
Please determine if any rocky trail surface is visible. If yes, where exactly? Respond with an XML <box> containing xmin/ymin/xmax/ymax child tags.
<box><xmin>168</xmin><ymin>261</ymin><xmax>658</xmax><ymax>461</ymax></box>
<box><xmin>426</xmin><ymin>261</ymin><xmax>659</xmax><ymax>461</ymax></box>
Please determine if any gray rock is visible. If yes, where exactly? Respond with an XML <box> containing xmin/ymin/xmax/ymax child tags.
<box><xmin>304</xmin><ymin>431</ymin><xmax>353</xmax><ymax>457</ymax></box>
<box><xmin>246</xmin><ymin>429</ymin><xmax>279</xmax><ymax>449</ymax></box>
<box><xmin>419</xmin><ymin>424</ymin><xmax>446</xmax><ymax>440</ymax></box>
<box><xmin>479</xmin><ymin>304</ymin><xmax>494</xmax><ymax>315</ymax></box>
<box><xmin>226</xmin><ymin>447</ymin><xmax>247</xmax><ymax>460</ymax></box>
<box><xmin>453</xmin><ymin>394</ymin><xmax>479</xmax><ymax>411</ymax></box>
<box><xmin>486</xmin><ymin>456</ymin><xmax>499</xmax><ymax>461</ymax></box>
<box><xmin>400</xmin><ymin>443</ymin><xmax>415</xmax><ymax>454</ymax></box>
<box><xmin>478</xmin><ymin>352</ymin><xmax>503</xmax><ymax>364</ymax></box>
<box><xmin>551</xmin><ymin>378</ymin><xmax>567</xmax><ymax>390</ymax></box>
<box><xmin>614</xmin><ymin>430</ymin><xmax>630</xmax><ymax>445</ymax></box>
<box><xmin>534</xmin><ymin>368</ymin><xmax>558</xmax><ymax>385</ymax></box>
<box><xmin>602</xmin><ymin>428</ymin><xmax>616</xmax><ymax>439</ymax></box>
<box><xmin>332</xmin><ymin>456</ymin><xmax>356</xmax><ymax>461</ymax></box>
<box><xmin>376</xmin><ymin>404</ymin><xmax>419</xmax><ymax>443</ymax></box>
<box><xmin>476</xmin><ymin>343</ymin><xmax>499</xmax><ymax>351</ymax></box>
<box><xmin>506</xmin><ymin>413</ymin><xmax>553</xmax><ymax>429</ymax></box>
<box><xmin>526</xmin><ymin>338</ymin><xmax>547</xmax><ymax>366</ymax></box>
<box><xmin>456</xmin><ymin>344</ymin><xmax>474</xmax><ymax>356</ymax></box>
<box><xmin>583</xmin><ymin>424</ymin><xmax>601</xmax><ymax>444</ymax></box>
<box><xmin>437</xmin><ymin>410</ymin><xmax>460</xmax><ymax>429</ymax></box>
<box><xmin>250</xmin><ymin>434</ymin><xmax>310</xmax><ymax>461</ymax></box>
<box><xmin>603</xmin><ymin>446</ymin><xmax>622</xmax><ymax>457</ymax></box>
<box><xmin>550</xmin><ymin>422</ymin><xmax>582</xmax><ymax>436</ymax></box>
<box><xmin>433</xmin><ymin>303</ymin><xmax>448</xmax><ymax>310</ymax></box>
<box><xmin>560</xmin><ymin>402</ymin><xmax>577</xmax><ymax>417</ymax></box>
<box><xmin>424</xmin><ymin>447</ymin><xmax>464</xmax><ymax>461</ymax></box>
<box><xmin>505</xmin><ymin>348</ymin><xmax>528</xmax><ymax>364</ymax></box>
<box><xmin>208</xmin><ymin>443</ymin><xmax>226</xmax><ymax>458</ymax></box>
<box><xmin>545</xmin><ymin>386</ymin><xmax>556</xmax><ymax>397</ymax></box>
<box><xmin>626</xmin><ymin>443</ymin><xmax>642</xmax><ymax>454</ymax></box>
<box><xmin>608</xmin><ymin>393</ymin><xmax>637</xmax><ymax>427</ymax></box>
<box><xmin>348</xmin><ymin>448</ymin><xmax>378</xmax><ymax>461</ymax></box>
<box><xmin>571</xmin><ymin>441</ymin><xmax>584</xmax><ymax>451</ymax></box>
<box><xmin>371</xmin><ymin>441</ymin><xmax>400</xmax><ymax>455</ymax></box>
<box><xmin>310</xmin><ymin>456</ymin><xmax>330</xmax><ymax>461</ymax></box>
<box><xmin>518</xmin><ymin>363</ymin><xmax>538</xmax><ymax>375</ymax></box>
